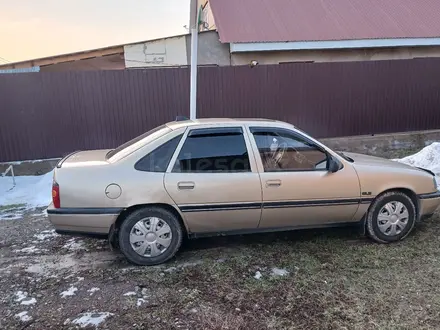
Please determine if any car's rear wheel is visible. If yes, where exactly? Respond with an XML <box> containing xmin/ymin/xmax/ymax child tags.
<box><xmin>366</xmin><ymin>191</ymin><xmax>416</xmax><ymax>243</ymax></box>
<box><xmin>118</xmin><ymin>207</ymin><xmax>183</xmax><ymax>266</ymax></box>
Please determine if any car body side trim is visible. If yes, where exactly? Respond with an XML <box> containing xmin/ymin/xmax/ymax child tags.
<box><xmin>179</xmin><ymin>198</ymin><xmax>372</xmax><ymax>212</ymax></box>
<box><xmin>263</xmin><ymin>199</ymin><xmax>360</xmax><ymax>209</ymax></box>
<box><xmin>418</xmin><ymin>191</ymin><xmax>440</xmax><ymax>200</ymax></box>
<box><xmin>47</xmin><ymin>207</ymin><xmax>124</xmax><ymax>215</ymax></box>
<box><xmin>179</xmin><ymin>202</ymin><xmax>262</xmax><ymax>212</ymax></box>
<box><xmin>49</xmin><ymin>198</ymin><xmax>375</xmax><ymax>215</ymax></box>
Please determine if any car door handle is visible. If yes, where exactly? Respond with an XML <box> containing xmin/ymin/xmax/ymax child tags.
<box><xmin>178</xmin><ymin>181</ymin><xmax>195</xmax><ymax>190</ymax></box>
<box><xmin>266</xmin><ymin>180</ymin><xmax>282</xmax><ymax>187</ymax></box>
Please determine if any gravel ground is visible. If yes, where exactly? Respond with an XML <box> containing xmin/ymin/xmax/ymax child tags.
<box><xmin>2</xmin><ymin>208</ymin><xmax>440</xmax><ymax>329</ymax></box>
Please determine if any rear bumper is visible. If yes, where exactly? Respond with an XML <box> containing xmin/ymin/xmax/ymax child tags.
<box><xmin>47</xmin><ymin>203</ymin><xmax>121</xmax><ymax>235</ymax></box>
<box><xmin>418</xmin><ymin>191</ymin><xmax>440</xmax><ymax>219</ymax></box>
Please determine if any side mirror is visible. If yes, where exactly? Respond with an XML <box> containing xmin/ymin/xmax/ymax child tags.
<box><xmin>328</xmin><ymin>157</ymin><xmax>340</xmax><ymax>173</ymax></box>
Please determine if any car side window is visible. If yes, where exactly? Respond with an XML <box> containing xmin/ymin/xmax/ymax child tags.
<box><xmin>135</xmin><ymin>134</ymin><xmax>183</xmax><ymax>172</ymax></box>
<box><xmin>250</xmin><ymin>128</ymin><xmax>328</xmax><ymax>172</ymax></box>
<box><xmin>172</xmin><ymin>127</ymin><xmax>251</xmax><ymax>173</ymax></box>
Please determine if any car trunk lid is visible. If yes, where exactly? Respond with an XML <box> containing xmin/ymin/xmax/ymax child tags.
<box><xmin>57</xmin><ymin>149</ymin><xmax>111</xmax><ymax>168</ymax></box>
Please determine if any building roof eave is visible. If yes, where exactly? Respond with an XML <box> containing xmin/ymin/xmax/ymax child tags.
<box><xmin>230</xmin><ymin>37</ymin><xmax>440</xmax><ymax>53</ymax></box>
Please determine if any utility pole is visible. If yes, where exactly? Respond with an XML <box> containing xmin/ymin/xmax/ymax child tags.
<box><xmin>189</xmin><ymin>0</ymin><xmax>201</xmax><ymax>120</ymax></box>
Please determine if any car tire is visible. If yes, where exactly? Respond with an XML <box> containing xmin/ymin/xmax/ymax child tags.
<box><xmin>118</xmin><ymin>207</ymin><xmax>183</xmax><ymax>266</ymax></box>
<box><xmin>366</xmin><ymin>191</ymin><xmax>417</xmax><ymax>243</ymax></box>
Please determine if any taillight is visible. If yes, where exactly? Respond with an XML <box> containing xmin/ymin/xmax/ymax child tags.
<box><xmin>52</xmin><ymin>181</ymin><xmax>60</xmax><ymax>208</ymax></box>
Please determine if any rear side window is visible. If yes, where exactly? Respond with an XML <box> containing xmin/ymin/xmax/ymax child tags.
<box><xmin>172</xmin><ymin>127</ymin><xmax>250</xmax><ymax>173</ymax></box>
<box><xmin>135</xmin><ymin>134</ymin><xmax>183</xmax><ymax>172</ymax></box>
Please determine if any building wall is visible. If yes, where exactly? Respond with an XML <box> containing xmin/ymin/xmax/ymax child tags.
<box><xmin>124</xmin><ymin>31</ymin><xmax>229</xmax><ymax>68</ymax></box>
<box><xmin>231</xmin><ymin>46</ymin><xmax>440</xmax><ymax>65</ymax></box>
<box><xmin>201</xmin><ymin>1</ymin><xmax>216</xmax><ymax>31</ymax></box>
<box><xmin>0</xmin><ymin>46</ymin><xmax>124</xmax><ymax>70</ymax></box>
<box><xmin>40</xmin><ymin>54</ymin><xmax>124</xmax><ymax>72</ymax></box>
<box><xmin>124</xmin><ymin>36</ymin><xmax>188</xmax><ymax>68</ymax></box>
<box><xmin>186</xmin><ymin>31</ymin><xmax>230</xmax><ymax>66</ymax></box>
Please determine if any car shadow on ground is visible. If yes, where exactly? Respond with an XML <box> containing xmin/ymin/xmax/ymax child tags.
<box><xmin>180</xmin><ymin>224</ymin><xmax>366</xmax><ymax>253</ymax></box>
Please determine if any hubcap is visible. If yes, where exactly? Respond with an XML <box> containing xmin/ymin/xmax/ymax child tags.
<box><xmin>129</xmin><ymin>217</ymin><xmax>172</xmax><ymax>257</ymax></box>
<box><xmin>377</xmin><ymin>201</ymin><xmax>409</xmax><ymax>236</ymax></box>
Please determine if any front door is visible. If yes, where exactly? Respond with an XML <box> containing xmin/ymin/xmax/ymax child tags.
<box><xmin>247</xmin><ymin>126</ymin><xmax>360</xmax><ymax>229</ymax></box>
<box><xmin>164</xmin><ymin>126</ymin><xmax>262</xmax><ymax>233</ymax></box>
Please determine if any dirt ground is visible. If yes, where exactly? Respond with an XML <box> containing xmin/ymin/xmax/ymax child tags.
<box><xmin>2</xmin><ymin>208</ymin><xmax>440</xmax><ymax>330</ymax></box>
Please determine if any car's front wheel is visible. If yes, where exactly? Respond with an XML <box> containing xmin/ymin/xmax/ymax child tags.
<box><xmin>366</xmin><ymin>191</ymin><xmax>417</xmax><ymax>243</ymax></box>
<box><xmin>118</xmin><ymin>207</ymin><xmax>183</xmax><ymax>266</ymax></box>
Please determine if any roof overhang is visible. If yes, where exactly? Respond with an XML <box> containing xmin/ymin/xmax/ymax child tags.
<box><xmin>230</xmin><ymin>37</ymin><xmax>440</xmax><ymax>53</ymax></box>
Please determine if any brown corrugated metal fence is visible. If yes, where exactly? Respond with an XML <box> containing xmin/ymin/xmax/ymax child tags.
<box><xmin>1</xmin><ymin>58</ymin><xmax>440</xmax><ymax>162</ymax></box>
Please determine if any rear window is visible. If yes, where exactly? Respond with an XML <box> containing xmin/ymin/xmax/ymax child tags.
<box><xmin>106</xmin><ymin>125</ymin><xmax>171</xmax><ymax>162</ymax></box>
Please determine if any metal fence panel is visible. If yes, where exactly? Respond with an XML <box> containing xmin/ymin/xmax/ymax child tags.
<box><xmin>1</xmin><ymin>59</ymin><xmax>440</xmax><ymax>162</ymax></box>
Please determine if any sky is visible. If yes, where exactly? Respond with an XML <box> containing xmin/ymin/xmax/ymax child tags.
<box><xmin>0</xmin><ymin>0</ymin><xmax>190</xmax><ymax>63</ymax></box>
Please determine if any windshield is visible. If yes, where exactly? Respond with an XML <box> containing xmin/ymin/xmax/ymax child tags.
<box><xmin>106</xmin><ymin>124</ymin><xmax>171</xmax><ymax>162</ymax></box>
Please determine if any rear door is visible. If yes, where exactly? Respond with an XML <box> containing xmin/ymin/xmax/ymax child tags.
<box><xmin>164</xmin><ymin>126</ymin><xmax>262</xmax><ymax>233</ymax></box>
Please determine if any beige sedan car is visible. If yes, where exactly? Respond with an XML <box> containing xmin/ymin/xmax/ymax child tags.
<box><xmin>48</xmin><ymin>118</ymin><xmax>440</xmax><ymax>265</ymax></box>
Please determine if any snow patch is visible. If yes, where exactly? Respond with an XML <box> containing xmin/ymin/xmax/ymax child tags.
<box><xmin>0</xmin><ymin>213</ymin><xmax>22</xmax><ymax>220</ymax></box>
<box><xmin>15</xmin><ymin>291</ymin><xmax>28</xmax><ymax>302</ymax></box>
<box><xmin>0</xmin><ymin>171</ymin><xmax>53</xmax><ymax>213</ymax></box>
<box><xmin>396</xmin><ymin>142</ymin><xmax>440</xmax><ymax>178</ymax></box>
<box><xmin>61</xmin><ymin>286</ymin><xmax>78</xmax><ymax>298</ymax></box>
<box><xmin>164</xmin><ymin>266</ymin><xmax>177</xmax><ymax>273</ymax></box>
<box><xmin>70</xmin><ymin>312</ymin><xmax>113</xmax><ymax>328</ymax></box>
<box><xmin>31</xmin><ymin>211</ymin><xmax>48</xmax><ymax>218</ymax></box>
<box><xmin>14</xmin><ymin>246</ymin><xmax>45</xmax><ymax>254</ymax></box>
<box><xmin>25</xmin><ymin>255</ymin><xmax>77</xmax><ymax>277</ymax></box>
<box><xmin>34</xmin><ymin>229</ymin><xmax>59</xmax><ymax>241</ymax></box>
<box><xmin>87</xmin><ymin>287</ymin><xmax>100</xmax><ymax>296</ymax></box>
<box><xmin>15</xmin><ymin>291</ymin><xmax>37</xmax><ymax>305</ymax></box>
<box><xmin>271</xmin><ymin>268</ymin><xmax>289</xmax><ymax>277</ymax></box>
<box><xmin>21</xmin><ymin>297</ymin><xmax>37</xmax><ymax>305</ymax></box>
<box><xmin>181</xmin><ymin>261</ymin><xmax>203</xmax><ymax>268</ymax></box>
<box><xmin>137</xmin><ymin>298</ymin><xmax>146</xmax><ymax>307</ymax></box>
<box><xmin>123</xmin><ymin>291</ymin><xmax>137</xmax><ymax>296</ymax></box>
<box><xmin>15</xmin><ymin>311</ymin><xmax>32</xmax><ymax>322</ymax></box>
<box><xmin>254</xmin><ymin>271</ymin><xmax>263</xmax><ymax>280</ymax></box>
<box><xmin>63</xmin><ymin>238</ymin><xmax>86</xmax><ymax>251</ymax></box>
<box><xmin>162</xmin><ymin>260</ymin><xmax>203</xmax><ymax>274</ymax></box>
<box><xmin>24</xmin><ymin>251</ymin><xmax>119</xmax><ymax>278</ymax></box>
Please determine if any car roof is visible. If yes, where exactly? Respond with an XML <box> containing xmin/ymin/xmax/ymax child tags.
<box><xmin>165</xmin><ymin>118</ymin><xmax>294</xmax><ymax>130</ymax></box>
